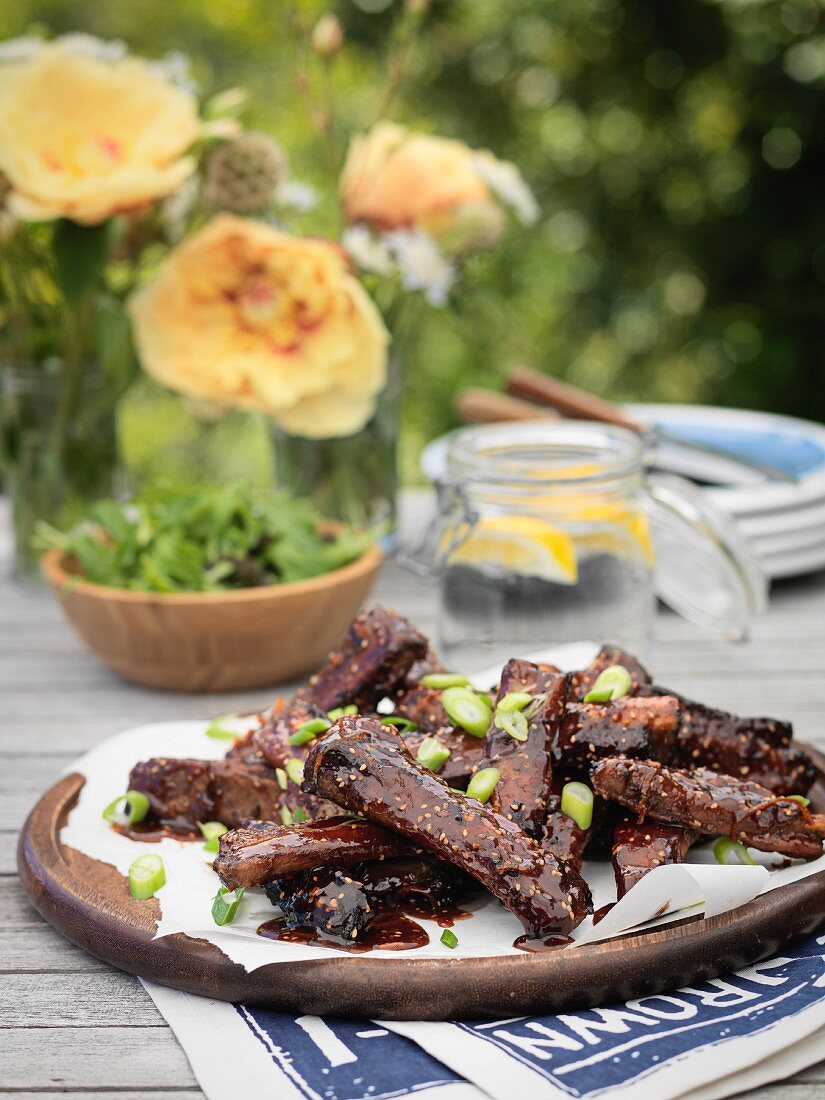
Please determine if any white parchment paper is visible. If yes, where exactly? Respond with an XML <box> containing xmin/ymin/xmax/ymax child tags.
<box><xmin>59</xmin><ymin>642</ymin><xmax>825</xmax><ymax>971</ymax></box>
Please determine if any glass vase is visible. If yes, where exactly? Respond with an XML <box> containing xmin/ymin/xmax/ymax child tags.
<box><xmin>1</xmin><ymin>362</ymin><xmax>120</xmax><ymax>579</ymax></box>
<box><xmin>271</xmin><ymin>354</ymin><xmax>402</xmax><ymax>538</ymax></box>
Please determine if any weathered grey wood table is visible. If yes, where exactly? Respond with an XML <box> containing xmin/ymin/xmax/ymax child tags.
<box><xmin>3</xmin><ymin>492</ymin><xmax>825</xmax><ymax>1098</ymax></box>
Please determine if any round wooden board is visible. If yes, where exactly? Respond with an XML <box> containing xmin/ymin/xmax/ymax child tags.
<box><xmin>18</xmin><ymin>752</ymin><xmax>825</xmax><ymax>1021</ymax></box>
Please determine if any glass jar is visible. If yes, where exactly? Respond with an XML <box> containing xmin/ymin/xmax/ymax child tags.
<box><xmin>405</xmin><ymin>422</ymin><xmax>766</xmax><ymax>670</ymax></box>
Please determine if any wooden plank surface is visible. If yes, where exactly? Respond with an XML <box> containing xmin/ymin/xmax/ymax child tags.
<box><xmin>3</xmin><ymin>492</ymin><xmax>825</xmax><ymax>1097</ymax></box>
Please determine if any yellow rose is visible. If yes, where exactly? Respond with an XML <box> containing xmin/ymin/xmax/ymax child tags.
<box><xmin>0</xmin><ymin>40</ymin><xmax>200</xmax><ymax>225</ymax></box>
<box><xmin>128</xmin><ymin>215</ymin><xmax>389</xmax><ymax>439</ymax></box>
<box><xmin>340</xmin><ymin>122</ymin><xmax>494</xmax><ymax>233</ymax></box>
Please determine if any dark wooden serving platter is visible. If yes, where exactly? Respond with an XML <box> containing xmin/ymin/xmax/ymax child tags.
<box><xmin>19</xmin><ymin>750</ymin><xmax>825</xmax><ymax>1021</ymax></box>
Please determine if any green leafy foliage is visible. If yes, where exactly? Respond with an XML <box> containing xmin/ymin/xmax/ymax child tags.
<box><xmin>36</xmin><ymin>481</ymin><xmax>376</xmax><ymax>592</ymax></box>
<box><xmin>51</xmin><ymin>220</ymin><xmax>109</xmax><ymax>304</ymax></box>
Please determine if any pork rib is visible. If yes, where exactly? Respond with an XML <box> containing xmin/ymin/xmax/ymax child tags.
<box><xmin>555</xmin><ymin>695</ymin><xmax>680</xmax><ymax>768</ymax></box>
<box><xmin>591</xmin><ymin>756</ymin><xmax>825</xmax><ymax>860</ymax></box>
<box><xmin>302</xmin><ymin>715</ymin><xmax>590</xmax><ymax>936</ymax></box>
<box><xmin>611</xmin><ymin>820</ymin><xmax>698</xmax><ymax>899</ymax></box>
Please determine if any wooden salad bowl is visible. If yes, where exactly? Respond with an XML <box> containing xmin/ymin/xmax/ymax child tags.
<box><xmin>41</xmin><ymin>544</ymin><xmax>382</xmax><ymax>692</ymax></box>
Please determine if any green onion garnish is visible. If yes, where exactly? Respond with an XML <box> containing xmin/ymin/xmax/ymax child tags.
<box><xmin>440</xmin><ymin>928</ymin><xmax>458</xmax><ymax>949</ymax></box>
<box><xmin>205</xmin><ymin>715</ymin><xmax>240</xmax><ymax>740</ymax></box>
<box><xmin>102</xmin><ymin>790</ymin><xmax>150</xmax><ymax>826</ymax></box>
<box><xmin>199</xmin><ymin>821</ymin><xmax>228</xmax><ymax>853</ymax></box>
<box><xmin>494</xmin><ymin>707</ymin><xmax>529</xmax><ymax>742</ymax></box>
<box><xmin>382</xmin><ymin>716</ymin><xmax>418</xmax><ymax>733</ymax></box>
<box><xmin>288</xmin><ymin>717</ymin><xmax>331</xmax><ymax>745</ymax></box>
<box><xmin>328</xmin><ymin>704</ymin><xmax>358</xmax><ymax>720</ymax></box>
<box><xmin>496</xmin><ymin>691</ymin><xmax>534</xmax><ymax>713</ymax></box>
<box><xmin>420</xmin><ymin>672</ymin><xmax>471</xmax><ymax>689</ymax></box>
<box><xmin>713</xmin><ymin>837</ymin><xmax>756</xmax><ymax>865</ymax></box>
<box><xmin>465</xmin><ymin>767</ymin><xmax>500</xmax><ymax>804</ymax></box>
<box><xmin>561</xmin><ymin>781</ymin><xmax>594</xmax><ymax>830</ymax></box>
<box><xmin>583</xmin><ymin>664</ymin><xmax>632</xmax><ymax>703</ymax></box>
<box><xmin>286</xmin><ymin>757</ymin><xmax>305</xmax><ymax>786</ymax></box>
<box><xmin>280</xmin><ymin>806</ymin><xmax>293</xmax><ymax>825</ymax></box>
<box><xmin>128</xmin><ymin>854</ymin><xmax>166</xmax><ymax>899</ymax></box>
<box><xmin>789</xmin><ymin>795</ymin><xmax>811</xmax><ymax>807</ymax></box>
<box><xmin>293</xmin><ymin>807</ymin><xmax>309</xmax><ymax>823</ymax></box>
<box><xmin>416</xmin><ymin>736</ymin><xmax>451</xmax><ymax>773</ymax></box>
<box><xmin>275</xmin><ymin>768</ymin><xmax>288</xmax><ymax>790</ymax></box>
<box><xmin>212</xmin><ymin>885</ymin><xmax>245</xmax><ymax>926</ymax></box>
<box><xmin>441</xmin><ymin>687</ymin><xmax>492</xmax><ymax>739</ymax></box>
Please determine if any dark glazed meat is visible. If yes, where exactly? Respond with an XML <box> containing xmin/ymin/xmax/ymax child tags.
<box><xmin>555</xmin><ymin>695</ymin><xmax>680</xmax><ymax>768</ymax></box>
<box><xmin>611</xmin><ymin>820</ymin><xmax>698</xmax><ymax>898</ymax></box>
<box><xmin>354</xmin><ymin>856</ymin><xmax>473</xmax><ymax>910</ymax></box>
<box><xmin>394</xmin><ymin>685</ymin><xmax>486</xmax><ymax>786</ymax></box>
<box><xmin>214</xmin><ymin>815</ymin><xmax>411</xmax><ymax>889</ymax></box>
<box><xmin>543</xmin><ymin>791</ymin><xmax>591</xmax><ymax>865</ymax></box>
<box><xmin>302</xmin><ymin>716</ymin><xmax>590</xmax><ymax>936</ymax></box>
<box><xmin>592</xmin><ymin>756</ymin><xmax>825</xmax><ymax>860</ymax></box>
<box><xmin>295</xmin><ymin>606</ymin><xmax>427</xmax><ymax>712</ymax></box>
<box><xmin>252</xmin><ymin>697</ymin><xmax>334</xmax><ymax>770</ymax></box>
<box><xmin>484</xmin><ymin>659</ymin><xmax>567</xmax><ymax>836</ymax></box>
<box><xmin>265</xmin><ymin>868</ymin><xmax>374</xmax><ymax>944</ymax></box>
<box><xmin>569</xmin><ymin>646</ymin><xmax>652</xmax><ymax>700</ymax></box>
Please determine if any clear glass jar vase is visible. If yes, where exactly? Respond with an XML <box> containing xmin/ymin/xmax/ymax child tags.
<box><xmin>1</xmin><ymin>362</ymin><xmax>120</xmax><ymax>579</ymax></box>
<box><xmin>404</xmin><ymin>421</ymin><xmax>766</xmax><ymax>670</ymax></box>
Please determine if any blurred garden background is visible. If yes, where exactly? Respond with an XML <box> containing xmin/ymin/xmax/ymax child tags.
<box><xmin>2</xmin><ymin>0</ymin><xmax>823</xmax><ymax>486</ymax></box>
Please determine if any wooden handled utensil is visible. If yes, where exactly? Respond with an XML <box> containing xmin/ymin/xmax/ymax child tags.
<box><xmin>455</xmin><ymin>388</ymin><xmax>558</xmax><ymax>425</ymax></box>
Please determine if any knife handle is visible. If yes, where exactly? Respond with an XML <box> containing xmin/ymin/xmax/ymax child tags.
<box><xmin>506</xmin><ymin>366</ymin><xmax>644</xmax><ymax>434</ymax></box>
<box><xmin>455</xmin><ymin>388</ymin><xmax>558</xmax><ymax>425</ymax></box>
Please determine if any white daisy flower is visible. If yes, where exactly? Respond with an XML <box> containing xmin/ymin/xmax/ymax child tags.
<box><xmin>384</xmin><ymin>229</ymin><xmax>456</xmax><ymax>307</ymax></box>
<box><xmin>341</xmin><ymin>225</ymin><xmax>395</xmax><ymax>276</ymax></box>
<box><xmin>275</xmin><ymin>179</ymin><xmax>318</xmax><ymax>213</ymax></box>
<box><xmin>472</xmin><ymin>152</ymin><xmax>539</xmax><ymax>225</ymax></box>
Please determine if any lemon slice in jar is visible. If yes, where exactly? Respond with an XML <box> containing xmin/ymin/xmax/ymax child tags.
<box><xmin>448</xmin><ymin>515</ymin><xmax>578</xmax><ymax>585</ymax></box>
<box><xmin>571</xmin><ymin>505</ymin><xmax>654</xmax><ymax>566</ymax></box>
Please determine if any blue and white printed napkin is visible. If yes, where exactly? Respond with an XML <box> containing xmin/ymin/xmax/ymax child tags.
<box><xmin>143</xmin><ymin>928</ymin><xmax>825</xmax><ymax>1100</ymax></box>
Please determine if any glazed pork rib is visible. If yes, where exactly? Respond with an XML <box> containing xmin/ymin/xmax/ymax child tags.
<box><xmin>393</xmin><ymin>685</ymin><xmax>487</xmax><ymax>787</ymax></box>
<box><xmin>302</xmin><ymin>715</ymin><xmax>590</xmax><ymax>936</ymax></box>
<box><xmin>569</xmin><ymin>645</ymin><xmax>652</xmax><ymax>700</ymax></box>
<box><xmin>611</xmin><ymin>820</ymin><xmax>698</xmax><ymax>899</ymax></box>
<box><xmin>591</xmin><ymin>757</ymin><xmax>825</xmax><ymax>860</ymax></box>
<box><xmin>484</xmin><ymin>659</ymin><xmax>567</xmax><ymax>836</ymax></box>
<box><xmin>295</xmin><ymin>606</ymin><xmax>427</xmax><ymax>712</ymax></box>
<box><xmin>214</xmin><ymin>815</ymin><xmax>411</xmax><ymax>890</ymax></box>
<box><xmin>555</xmin><ymin>695</ymin><xmax>680</xmax><ymax>768</ymax></box>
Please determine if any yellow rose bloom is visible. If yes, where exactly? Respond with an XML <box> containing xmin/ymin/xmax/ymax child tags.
<box><xmin>0</xmin><ymin>40</ymin><xmax>200</xmax><ymax>224</ymax></box>
<box><xmin>129</xmin><ymin>215</ymin><xmax>389</xmax><ymax>439</ymax></box>
<box><xmin>340</xmin><ymin>121</ymin><xmax>494</xmax><ymax>233</ymax></box>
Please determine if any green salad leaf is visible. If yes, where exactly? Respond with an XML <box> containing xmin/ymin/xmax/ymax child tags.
<box><xmin>36</xmin><ymin>481</ymin><xmax>377</xmax><ymax>593</ymax></box>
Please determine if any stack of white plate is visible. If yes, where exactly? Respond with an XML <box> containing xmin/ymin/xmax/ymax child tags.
<box><xmin>421</xmin><ymin>404</ymin><xmax>825</xmax><ymax>582</ymax></box>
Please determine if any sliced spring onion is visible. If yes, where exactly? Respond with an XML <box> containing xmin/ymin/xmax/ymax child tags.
<box><xmin>789</xmin><ymin>795</ymin><xmax>811</xmax><ymax>807</ymax></box>
<box><xmin>494</xmin><ymin>707</ymin><xmax>529</xmax><ymax>742</ymax></box>
<box><xmin>328</xmin><ymin>704</ymin><xmax>358</xmax><ymax>720</ymax></box>
<box><xmin>713</xmin><ymin>837</ymin><xmax>756</xmax><ymax>865</ymax></box>
<box><xmin>286</xmin><ymin>757</ymin><xmax>305</xmax><ymax>786</ymax></box>
<box><xmin>382</xmin><ymin>716</ymin><xmax>418</xmax><ymax>733</ymax></box>
<box><xmin>275</xmin><ymin>768</ymin><xmax>288</xmax><ymax>790</ymax></box>
<box><xmin>496</xmin><ymin>691</ymin><xmax>534</xmax><ymax>713</ymax></box>
<box><xmin>441</xmin><ymin>687</ymin><xmax>492</xmax><ymax>739</ymax></box>
<box><xmin>440</xmin><ymin>928</ymin><xmax>458</xmax><ymax>949</ymax></box>
<box><xmin>465</xmin><ymin>767</ymin><xmax>500</xmax><ymax>804</ymax></box>
<box><xmin>288</xmin><ymin>717</ymin><xmax>331</xmax><ymax>745</ymax></box>
<box><xmin>205</xmin><ymin>715</ymin><xmax>239</xmax><ymax>740</ymax></box>
<box><xmin>583</xmin><ymin>687</ymin><xmax>615</xmax><ymax>704</ymax></box>
<box><xmin>102</xmin><ymin>790</ymin><xmax>150</xmax><ymax>826</ymax></box>
<box><xmin>128</xmin><ymin>854</ymin><xmax>166</xmax><ymax>899</ymax></box>
<box><xmin>416</xmin><ymin>736</ymin><xmax>451</xmax><ymax>773</ymax></box>
<box><xmin>420</xmin><ymin>672</ymin><xmax>471</xmax><ymax>690</ymax></box>
<box><xmin>280</xmin><ymin>805</ymin><xmax>293</xmax><ymax>826</ymax></box>
<box><xmin>584</xmin><ymin>664</ymin><xmax>632</xmax><ymax>703</ymax></box>
<box><xmin>561</xmin><ymin>781</ymin><xmax>594</xmax><ymax>830</ymax></box>
<box><xmin>212</xmin><ymin>885</ymin><xmax>245</xmax><ymax>926</ymax></box>
<box><xmin>198</xmin><ymin>821</ymin><xmax>228</xmax><ymax>853</ymax></box>
<box><xmin>293</xmin><ymin>807</ymin><xmax>309</xmax><ymax>824</ymax></box>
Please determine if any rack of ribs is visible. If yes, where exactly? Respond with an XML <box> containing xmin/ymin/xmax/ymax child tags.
<box><xmin>611</xmin><ymin>820</ymin><xmax>698</xmax><ymax>898</ymax></box>
<box><xmin>294</xmin><ymin>606</ymin><xmax>428</xmax><ymax>712</ymax></box>
<box><xmin>302</xmin><ymin>715</ymin><xmax>590</xmax><ymax>936</ymax></box>
<box><xmin>591</xmin><ymin>756</ymin><xmax>825</xmax><ymax>860</ymax></box>
<box><xmin>214</xmin><ymin>815</ymin><xmax>412</xmax><ymax>890</ymax></box>
<box><xmin>483</xmin><ymin>659</ymin><xmax>567</xmax><ymax>836</ymax></box>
